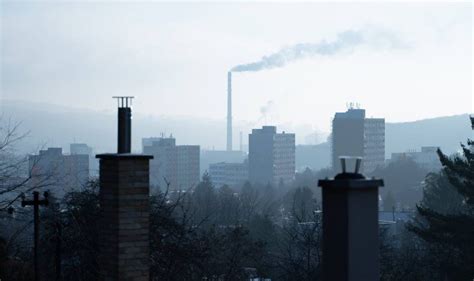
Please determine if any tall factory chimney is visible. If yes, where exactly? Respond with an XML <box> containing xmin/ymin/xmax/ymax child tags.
<box><xmin>227</xmin><ymin>71</ymin><xmax>232</xmax><ymax>151</ymax></box>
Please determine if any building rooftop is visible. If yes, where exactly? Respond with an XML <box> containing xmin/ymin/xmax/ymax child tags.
<box><xmin>334</xmin><ymin>108</ymin><xmax>366</xmax><ymax>119</ymax></box>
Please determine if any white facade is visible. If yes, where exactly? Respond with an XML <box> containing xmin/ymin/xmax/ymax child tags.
<box><xmin>363</xmin><ymin>118</ymin><xmax>385</xmax><ymax>173</ymax></box>
<box><xmin>273</xmin><ymin>132</ymin><xmax>296</xmax><ymax>185</ymax></box>
<box><xmin>209</xmin><ymin>161</ymin><xmax>248</xmax><ymax>188</ymax></box>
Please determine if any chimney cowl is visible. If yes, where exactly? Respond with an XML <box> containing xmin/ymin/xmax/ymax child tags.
<box><xmin>113</xmin><ymin>96</ymin><xmax>134</xmax><ymax>154</ymax></box>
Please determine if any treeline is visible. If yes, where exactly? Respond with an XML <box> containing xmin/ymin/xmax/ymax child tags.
<box><xmin>1</xmin><ymin>175</ymin><xmax>323</xmax><ymax>281</ymax></box>
<box><xmin>2</xmin><ymin>142</ymin><xmax>474</xmax><ymax>280</ymax></box>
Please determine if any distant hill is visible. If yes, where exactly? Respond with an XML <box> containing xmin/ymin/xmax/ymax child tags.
<box><xmin>385</xmin><ymin>114</ymin><xmax>472</xmax><ymax>157</ymax></box>
<box><xmin>0</xmin><ymin>100</ymin><xmax>226</xmax><ymax>154</ymax></box>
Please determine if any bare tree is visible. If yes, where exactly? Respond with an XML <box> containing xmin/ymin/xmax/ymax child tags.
<box><xmin>274</xmin><ymin>187</ymin><xmax>322</xmax><ymax>281</ymax></box>
<box><xmin>0</xmin><ymin>118</ymin><xmax>33</xmax><ymax>213</ymax></box>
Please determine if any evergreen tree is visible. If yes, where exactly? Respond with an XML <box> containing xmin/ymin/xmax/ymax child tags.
<box><xmin>409</xmin><ymin>138</ymin><xmax>474</xmax><ymax>280</ymax></box>
<box><xmin>239</xmin><ymin>182</ymin><xmax>260</xmax><ymax>222</ymax></box>
<box><xmin>217</xmin><ymin>185</ymin><xmax>240</xmax><ymax>225</ymax></box>
<box><xmin>420</xmin><ymin>172</ymin><xmax>464</xmax><ymax>214</ymax></box>
<box><xmin>192</xmin><ymin>172</ymin><xmax>217</xmax><ymax>226</ymax></box>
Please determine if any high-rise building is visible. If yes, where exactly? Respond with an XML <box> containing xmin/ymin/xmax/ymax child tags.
<box><xmin>70</xmin><ymin>143</ymin><xmax>92</xmax><ymax>155</ymax></box>
<box><xmin>29</xmin><ymin>147</ymin><xmax>89</xmax><ymax>198</ymax></box>
<box><xmin>70</xmin><ymin>143</ymin><xmax>99</xmax><ymax>177</ymax></box>
<box><xmin>331</xmin><ymin>108</ymin><xmax>385</xmax><ymax>174</ymax></box>
<box><xmin>177</xmin><ymin>145</ymin><xmax>200</xmax><ymax>190</ymax></box>
<box><xmin>142</xmin><ymin>137</ymin><xmax>199</xmax><ymax>191</ymax></box>
<box><xmin>209</xmin><ymin>160</ymin><xmax>248</xmax><ymax>188</ymax></box>
<box><xmin>249</xmin><ymin>126</ymin><xmax>295</xmax><ymax>186</ymax></box>
<box><xmin>143</xmin><ymin>137</ymin><xmax>177</xmax><ymax>190</ymax></box>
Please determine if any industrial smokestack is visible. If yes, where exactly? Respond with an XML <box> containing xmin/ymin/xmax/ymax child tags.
<box><xmin>239</xmin><ymin>131</ymin><xmax>243</xmax><ymax>152</ymax></box>
<box><xmin>227</xmin><ymin>72</ymin><xmax>232</xmax><ymax>151</ymax></box>
<box><xmin>113</xmin><ymin>96</ymin><xmax>134</xmax><ymax>153</ymax></box>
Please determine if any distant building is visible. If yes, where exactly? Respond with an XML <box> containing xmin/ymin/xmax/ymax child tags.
<box><xmin>177</xmin><ymin>145</ymin><xmax>200</xmax><ymax>190</ymax></box>
<box><xmin>249</xmin><ymin>126</ymin><xmax>295</xmax><ymax>186</ymax></box>
<box><xmin>200</xmin><ymin>150</ymin><xmax>247</xmax><ymax>176</ymax></box>
<box><xmin>70</xmin><ymin>143</ymin><xmax>92</xmax><ymax>155</ymax></box>
<box><xmin>331</xmin><ymin>107</ymin><xmax>385</xmax><ymax>174</ymax></box>
<box><xmin>390</xmin><ymin>146</ymin><xmax>442</xmax><ymax>172</ymax></box>
<box><xmin>70</xmin><ymin>143</ymin><xmax>99</xmax><ymax>177</ymax></box>
<box><xmin>29</xmin><ymin>147</ymin><xmax>89</xmax><ymax>197</ymax></box>
<box><xmin>209</xmin><ymin>161</ymin><xmax>248</xmax><ymax>188</ymax></box>
<box><xmin>142</xmin><ymin>137</ymin><xmax>199</xmax><ymax>191</ymax></box>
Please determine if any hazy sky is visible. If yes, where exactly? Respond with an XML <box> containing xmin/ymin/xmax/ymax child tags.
<box><xmin>1</xmin><ymin>1</ymin><xmax>472</xmax><ymax>133</ymax></box>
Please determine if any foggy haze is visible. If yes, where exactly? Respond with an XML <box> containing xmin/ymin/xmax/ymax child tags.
<box><xmin>1</xmin><ymin>2</ymin><xmax>474</xmax><ymax>281</ymax></box>
<box><xmin>1</xmin><ymin>2</ymin><xmax>471</xmax><ymax>133</ymax></box>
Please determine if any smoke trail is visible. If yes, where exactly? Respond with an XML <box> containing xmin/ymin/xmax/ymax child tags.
<box><xmin>231</xmin><ymin>28</ymin><xmax>405</xmax><ymax>72</ymax></box>
<box><xmin>260</xmin><ymin>100</ymin><xmax>274</xmax><ymax>116</ymax></box>
<box><xmin>258</xmin><ymin>100</ymin><xmax>275</xmax><ymax>125</ymax></box>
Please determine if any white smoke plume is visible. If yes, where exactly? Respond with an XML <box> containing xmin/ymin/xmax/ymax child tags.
<box><xmin>231</xmin><ymin>27</ymin><xmax>407</xmax><ymax>72</ymax></box>
<box><xmin>259</xmin><ymin>100</ymin><xmax>275</xmax><ymax>124</ymax></box>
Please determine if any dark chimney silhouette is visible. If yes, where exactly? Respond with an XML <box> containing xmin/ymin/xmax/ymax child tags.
<box><xmin>96</xmin><ymin>97</ymin><xmax>152</xmax><ymax>281</ymax></box>
<box><xmin>318</xmin><ymin>157</ymin><xmax>384</xmax><ymax>281</ymax></box>
<box><xmin>113</xmin><ymin>96</ymin><xmax>133</xmax><ymax>153</ymax></box>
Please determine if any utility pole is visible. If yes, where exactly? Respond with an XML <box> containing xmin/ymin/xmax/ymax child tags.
<box><xmin>55</xmin><ymin>218</ymin><xmax>61</xmax><ymax>281</ymax></box>
<box><xmin>22</xmin><ymin>191</ymin><xmax>49</xmax><ymax>281</ymax></box>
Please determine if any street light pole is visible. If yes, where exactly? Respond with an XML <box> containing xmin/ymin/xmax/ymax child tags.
<box><xmin>22</xmin><ymin>191</ymin><xmax>49</xmax><ymax>281</ymax></box>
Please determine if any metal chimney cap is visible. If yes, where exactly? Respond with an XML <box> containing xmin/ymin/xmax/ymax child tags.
<box><xmin>338</xmin><ymin>156</ymin><xmax>363</xmax><ymax>174</ymax></box>
<box><xmin>113</xmin><ymin>96</ymin><xmax>134</xmax><ymax>108</ymax></box>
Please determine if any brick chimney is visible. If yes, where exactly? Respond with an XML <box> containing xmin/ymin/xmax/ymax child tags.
<box><xmin>96</xmin><ymin>97</ymin><xmax>153</xmax><ymax>281</ymax></box>
<box><xmin>318</xmin><ymin>157</ymin><xmax>384</xmax><ymax>281</ymax></box>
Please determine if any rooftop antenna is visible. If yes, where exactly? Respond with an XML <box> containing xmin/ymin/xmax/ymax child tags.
<box><xmin>112</xmin><ymin>96</ymin><xmax>134</xmax><ymax>153</ymax></box>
